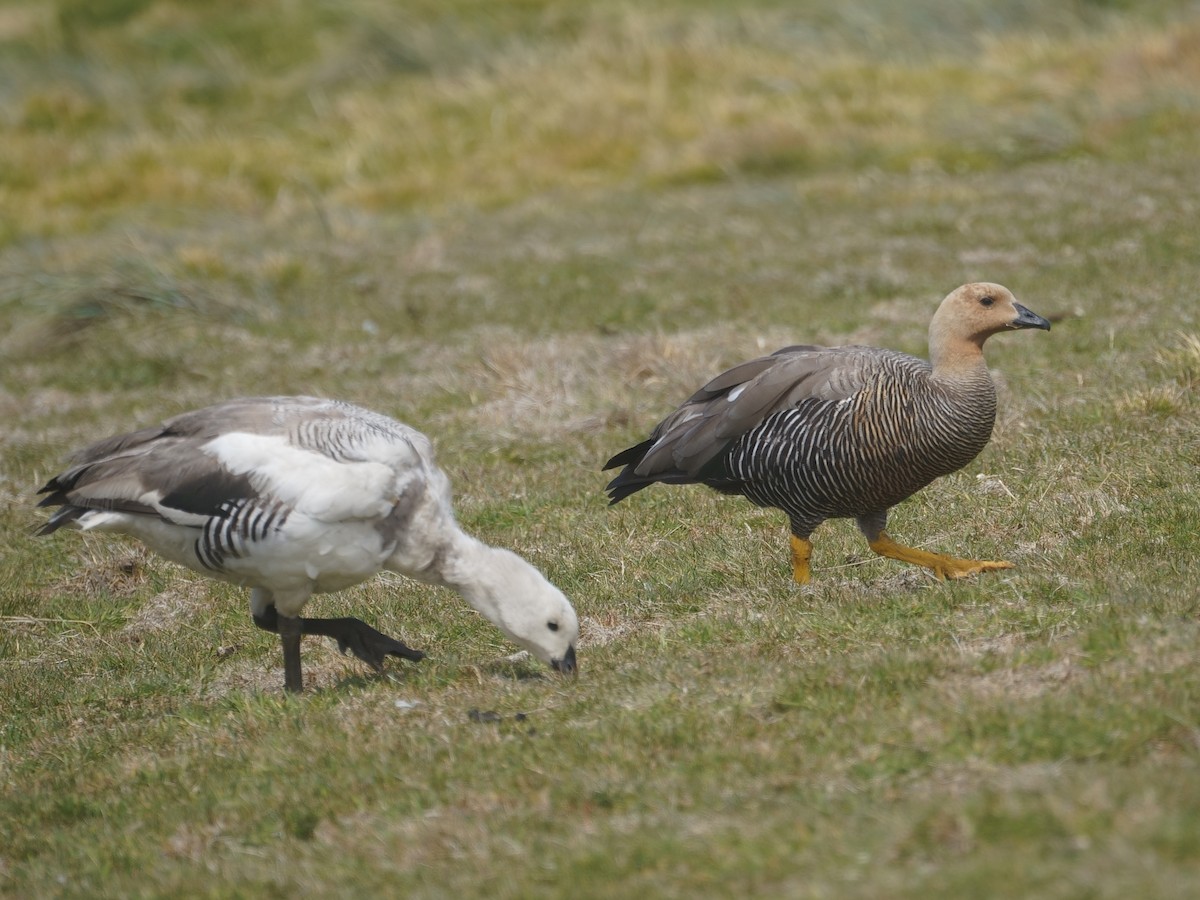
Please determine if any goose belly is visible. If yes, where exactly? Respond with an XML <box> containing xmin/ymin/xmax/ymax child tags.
<box><xmin>76</xmin><ymin>510</ymin><xmax>392</xmax><ymax>594</ymax></box>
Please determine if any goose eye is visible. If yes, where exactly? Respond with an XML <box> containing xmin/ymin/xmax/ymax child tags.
<box><xmin>547</xmin><ymin>621</ymin><xmax>560</xmax><ymax>632</ymax></box>
<box><xmin>980</xmin><ymin>296</ymin><xmax>996</xmax><ymax>307</ymax></box>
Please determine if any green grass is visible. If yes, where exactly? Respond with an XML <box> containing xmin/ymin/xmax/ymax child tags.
<box><xmin>3</xmin><ymin>0</ymin><xmax>1200</xmax><ymax>896</ymax></box>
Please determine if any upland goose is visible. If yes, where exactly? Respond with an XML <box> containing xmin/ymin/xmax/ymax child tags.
<box><xmin>38</xmin><ymin>396</ymin><xmax>579</xmax><ymax>692</ymax></box>
<box><xmin>604</xmin><ymin>283</ymin><xmax>1050</xmax><ymax>583</ymax></box>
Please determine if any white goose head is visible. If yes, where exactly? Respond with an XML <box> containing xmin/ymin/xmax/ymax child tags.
<box><xmin>458</xmin><ymin>547</ymin><xmax>580</xmax><ymax>674</ymax></box>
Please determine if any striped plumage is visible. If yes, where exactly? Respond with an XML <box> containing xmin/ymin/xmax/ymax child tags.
<box><xmin>725</xmin><ymin>350</ymin><xmax>996</xmax><ymax>533</ymax></box>
<box><xmin>37</xmin><ymin>396</ymin><xmax>579</xmax><ymax>692</ymax></box>
<box><xmin>604</xmin><ymin>283</ymin><xmax>1050</xmax><ymax>583</ymax></box>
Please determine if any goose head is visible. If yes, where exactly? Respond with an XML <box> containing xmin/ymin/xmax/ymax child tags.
<box><xmin>464</xmin><ymin>547</ymin><xmax>580</xmax><ymax>675</ymax></box>
<box><xmin>928</xmin><ymin>282</ymin><xmax>1050</xmax><ymax>368</ymax></box>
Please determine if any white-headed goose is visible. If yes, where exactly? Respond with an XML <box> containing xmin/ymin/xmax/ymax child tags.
<box><xmin>38</xmin><ymin>396</ymin><xmax>579</xmax><ymax>692</ymax></box>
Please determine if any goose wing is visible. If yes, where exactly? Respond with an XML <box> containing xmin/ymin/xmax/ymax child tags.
<box><xmin>609</xmin><ymin>346</ymin><xmax>902</xmax><ymax>483</ymax></box>
<box><xmin>37</xmin><ymin>397</ymin><xmax>427</xmax><ymax>534</ymax></box>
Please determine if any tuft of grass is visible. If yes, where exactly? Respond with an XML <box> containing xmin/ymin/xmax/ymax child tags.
<box><xmin>1157</xmin><ymin>332</ymin><xmax>1200</xmax><ymax>391</ymax></box>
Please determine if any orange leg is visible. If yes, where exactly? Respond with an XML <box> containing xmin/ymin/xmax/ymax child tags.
<box><xmin>867</xmin><ymin>530</ymin><xmax>1013</xmax><ymax>580</ymax></box>
<box><xmin>789</xmin><ymin>535</ymin><xmax>813</xmax><ymax>584</ymax></box>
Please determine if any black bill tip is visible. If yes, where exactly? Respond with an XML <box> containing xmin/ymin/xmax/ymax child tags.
<box><xmin>551</xmin><ymin>645</ymin><xmax>578</xmax><ymax>676</ymax></box>
<box><xmin>1010</xmin><ymin>302</ymin><xmax>1052</xmax><ymax>331</ymax></box>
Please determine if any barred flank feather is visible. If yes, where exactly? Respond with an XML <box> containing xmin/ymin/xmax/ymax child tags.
<box><xmin>196</xmin><ymin>498</ymin><xmax>291</xmax><ymax>572</ymax></box>
<box><xmin>728</xmin><ymin>359</ymin><xmax>996</xmax><ymax>537</ymax></box>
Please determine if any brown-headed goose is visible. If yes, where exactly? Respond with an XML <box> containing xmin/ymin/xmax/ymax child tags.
<box><xmin>38</xmin><ymin>396</ymin><xmax>579</xmax><ymax>692</ymax></box>
<box><xmin>605</xmin><ymin>283</ymin><xmax>1050</xmax><ymax>583</ymax></box>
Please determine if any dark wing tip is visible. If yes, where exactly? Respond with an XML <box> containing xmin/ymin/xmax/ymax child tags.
<box><xmin>603</xmin><ymin>439</ymin><xmax>654</xmax><ymax>472</ymax></box>
<box><xmin>34</xmin><ymin>504</ymin><xmax>86</xmax><ymax>536</ymax></box>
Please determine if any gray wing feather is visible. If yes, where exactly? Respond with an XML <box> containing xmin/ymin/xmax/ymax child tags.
<box><xmin>636</xmin><ymin>346</ymin><xmax>900</xmax><ymax>477</ymax></box>
<box><xmin>37</xmin><ymin>397</ymin><xmax>408</xmax><ymax>531</ymax></box>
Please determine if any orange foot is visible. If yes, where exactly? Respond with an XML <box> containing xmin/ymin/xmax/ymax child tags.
<box><xmin>868</xmin><ymin>531</ymin><xmax>1013</xmax><ymax>580</ymax></box>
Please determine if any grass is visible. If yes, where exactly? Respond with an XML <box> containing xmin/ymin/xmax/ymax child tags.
<box><xmin>2</xmin><ymin>0</ymin><xmax>1200</xmax><ymax>896</ymax></box>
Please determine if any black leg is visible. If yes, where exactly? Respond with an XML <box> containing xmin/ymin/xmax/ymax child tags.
<box><xmin>252</xmin><ymin>604</ymin><xmax>423</xmax><ymax>683</ymax></box>
<box><xmin>252</xmin><ymin>603</ymin><xmax>280</xmax><ymax>633</ymax></box>
<box><xmin>277</xmin><ymin>614</ymin><xmax>304</xmax><ymax>693</ymax></box>
<box><xmin>252</xmin><ymin>604</ymin><xmax>304</xmax><ymax>693</ymax></box>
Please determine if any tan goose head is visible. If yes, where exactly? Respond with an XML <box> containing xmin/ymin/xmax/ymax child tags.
<box><xmin>928</xmin><ymin>282</ymin><xmax>1050</xmax><ymax>371</ymax></box>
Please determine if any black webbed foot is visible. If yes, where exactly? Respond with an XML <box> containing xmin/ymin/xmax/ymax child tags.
<box><xmin>302</xmin><ymin>616</ymin><xmax>426</xmax><ymax>671</ymax></box>
<box><xmin>251</xmin><ymin>605</ymin><xmax>424</xmax><ymax>687</ymax></box>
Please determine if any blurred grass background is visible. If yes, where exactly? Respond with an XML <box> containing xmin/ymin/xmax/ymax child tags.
<box><xmin>2</xmin><ymin>0</ymin><xmax>1199</xmax><ymax>896</ymax></box>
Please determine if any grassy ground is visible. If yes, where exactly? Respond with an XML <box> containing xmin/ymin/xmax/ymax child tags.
<box><xmin>2</xmin><ymin>0</ymin><xmax>1200</xmax><ymax>896</ymax></box>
